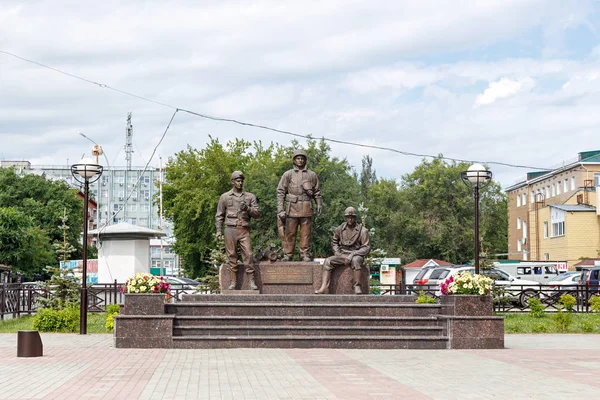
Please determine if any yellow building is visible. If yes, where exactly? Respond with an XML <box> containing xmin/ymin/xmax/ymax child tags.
<box><xmin>506</xmin><ymin>150</ymin><xmax>600</xmax><ymax>269</ymax></box>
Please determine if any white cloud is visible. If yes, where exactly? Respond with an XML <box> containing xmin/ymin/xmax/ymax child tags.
<box><xmin>475</xmin><ymin>78</ymin><xmax>534</xmax><ymax>106</ymax></box>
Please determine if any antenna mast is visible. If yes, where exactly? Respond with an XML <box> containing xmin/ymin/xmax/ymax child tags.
<box><xmin>125</xmin><ymin>112</ymin><xmax>134</xmax><ymax>170</ymax></box>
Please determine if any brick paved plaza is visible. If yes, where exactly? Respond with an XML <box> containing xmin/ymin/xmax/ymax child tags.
<box><xmin>0</xmin><ymin>333</ymin><xmax>598</xmax><ymax>399</ymax></box>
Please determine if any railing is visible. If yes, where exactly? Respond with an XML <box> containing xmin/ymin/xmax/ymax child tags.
<box><xmin>0</xmin><ymin>282</ymin><xmax>213</xmax><ymax>319</ymax></box>
<box><xmin>376</xmin><ymin>283</ymin><xmax>598</xmax><ymax>313</ymax></box>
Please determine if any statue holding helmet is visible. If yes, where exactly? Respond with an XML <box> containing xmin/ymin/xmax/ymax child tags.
<box><xmin>216</xmin><ymin>171</ymin><xmax>260</xmax><ymax>290</ymax></box>
<box><xmin>276</xmin><ymin>149</ymin><xmax>323</xmax><ymax>262</ymax></box>
<box><xmin>315</xmin><ymin>207</ymin><xmax>371</xmax><ymax>294</ymax></box>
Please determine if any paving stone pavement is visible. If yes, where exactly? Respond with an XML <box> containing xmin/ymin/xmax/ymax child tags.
<box><xmin>0</xmin><ymin>333</ymin><xmax>598</xmax><ymax>399</ymax></box>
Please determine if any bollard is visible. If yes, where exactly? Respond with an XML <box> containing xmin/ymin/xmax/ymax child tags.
<box><xmin>17</xmin><ymin>330</ymin><xmax>43</xmax><ymax>357</ymax></box>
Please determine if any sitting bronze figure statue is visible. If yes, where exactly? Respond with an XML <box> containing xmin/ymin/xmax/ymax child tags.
<box><xmin>315</xmin><ymin>207</ymin><xmax>371</xmax><ymax>294</ymax></box>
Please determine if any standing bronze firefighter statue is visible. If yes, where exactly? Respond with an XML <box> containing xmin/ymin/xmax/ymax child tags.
<box><xmin>315</xmin><ymin>207</ymin><xmax>370</xmax><ymax>294</ymax></box>
<box><xmin>216</xmin><ymin>171</ymin><xmax>260</xmax><ymax>290</ymax></box>
<box><xmin>277</xmin><ymin>149</ymin><xmax>323</xmax><ymax>262</ymax></box>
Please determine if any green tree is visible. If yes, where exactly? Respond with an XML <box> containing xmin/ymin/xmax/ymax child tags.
<box><xmin>162</xmin><ymin>138</ymin><xmax>362</xmax><ymax>277</ymax></box>
<box><xmin>0</xmin><ymin>168</ymin><xmax>83</xmax><ymax>278</ymax></box>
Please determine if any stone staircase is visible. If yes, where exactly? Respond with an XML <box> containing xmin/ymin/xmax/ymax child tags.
<box><xmin>166</xmin><ymin>294</ymin><xmax>449</xmax><ymax>349</ymax></box>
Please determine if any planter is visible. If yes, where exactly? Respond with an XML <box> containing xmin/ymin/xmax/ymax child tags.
<box><xmin>122</xmin><ymin>293</ymin><xmax>166</xmax><ymax>315</ymax></box>
<box><xmin>441</xmin><ymin>295</ymin><xmax>493</xmax><ymax>316</ymax></box>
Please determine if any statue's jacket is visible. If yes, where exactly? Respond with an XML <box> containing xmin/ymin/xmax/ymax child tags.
<box><xmin>332</xmin><ymin>222</ymin><xmax>371</xmax><ymax>257</ymax></box>
<box><xmin>215</xmin><ymin>189</ymin><xmax>260</xmax><ymax>230</ymax></box>
<box><xmin>277</xmin><ymin>166</ymin><xmax>321</xmax><ymax>217</ymax></box>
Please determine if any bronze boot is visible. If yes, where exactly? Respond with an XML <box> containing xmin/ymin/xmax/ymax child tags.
<box><xmin>248</xmin><ymin>273</ymin><xmax>258</xmax><ymax>290</ymax></box>
<box><xmin>315</xmin><ymin>270</ymin><xmax>332</xmax><ymax>294</ymax></box>
<box><xmin>228</xmin><ymin>271</ymin><xmax>237</xmax><ymax>290</ymax></box>
<box><xmin>352</xmin><ymin>269</ymin><xmax>363</xmax><ymax>294</ymax></box>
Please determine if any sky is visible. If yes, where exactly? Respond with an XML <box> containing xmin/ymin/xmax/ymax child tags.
<box><xmin>1</xmin><ymin>0</ymin><xmax>600</xmax><ymax>189</ymax></box>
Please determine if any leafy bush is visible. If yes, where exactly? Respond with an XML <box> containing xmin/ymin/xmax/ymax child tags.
<box><xmin>589</xmin><ymin>295</ymin><xmax>600</xmax><ymax>312</ymax></box>
<box><xmin>105</xmin><ymin>303</ymin><xmax>120</xmax><ymax>314</ymax></box>
<box><xmin>415</xmin><ymin>291</ymin><xmax>437</xmax><ymax>304</ymax></box>
<box><xmin>369</xmin><ymin>279</ymin><xmax>381</xmax><ymax>295</ymax></box>
<box><xmin>559</xmin><ymin>294</ymin><xmax>576</xmax><ymax>312</ymax></box>
<box><xmin>32</xmin><ymin>306</ymin><xmax>79</xmax><ymax>332</ymax></box>
<box><xmin>553</xmin><ymin>307</ymin><xmax>573</xmax><ymax>332</ymax></box>
<box><xmin>104</xmin><ymin>303</ymin><xmax>120</xmax><ymax>332</ymax></box>
<box><xmin>531</xmin><ymin>323</ymin><xmax>549</xmax><ymax>333</ymax></box>
<box><xmin>528</xmin><ymin>297</ymin><xmax>545</xmax><ymax>318</ymax></box>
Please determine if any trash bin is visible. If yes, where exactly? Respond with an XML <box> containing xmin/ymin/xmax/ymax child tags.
<box><xmin>17</xmin><ymin>330</ymin><xmax>43</xmax><ymax>357</ymax></box>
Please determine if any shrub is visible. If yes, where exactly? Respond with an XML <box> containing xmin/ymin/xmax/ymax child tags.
<box><xmin>528</xmin><ymin>297</ymin><xmax>545</xmax><ymax>318</ymax></box>
<box><xmin>37</xmin><ymin>264</ymin><xmax>80</xmax><ymax>310</ymax></box>
<box><xmin>589</xmin><ymin>295</ymin><xmax>600</xmax><ymax>313</ymax></box>
<box><xmin>369</xmin><ymin>279</ymin><xmax>381</xmax><ymax>295</ymax></box>
<box><xmin>32</xmin><ymin>306</ymin><xmax>79</xmax><ymax>332</ymax></box>
<box><xmin>553</xmin><ymin>307</ymin><xmax>573</xmax><ymax>332</ymax></box>
<box><xmin>104</xmin><ymin>303</ymin><xmax>120</xmax><ymax>332</ymax></box>
<box><xmin>531</xmin><ymin>323</ymin><xmax>549</xmax><ymax>333</ymax></box>
<box><xmin>559</xmin><ymin>294</ymin><xmax>576</xmax><ymax>312</ymax></box>
<box><xmin>415</xmin><ymin>291</ymin><xmax>437</xmax><ymax>304</ymax></box>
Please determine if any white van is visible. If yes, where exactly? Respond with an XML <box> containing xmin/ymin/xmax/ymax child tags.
<box><xmin>493</xmin><ymin>262</ymin><xmax>560</xmax><ymax>284</ymax></box>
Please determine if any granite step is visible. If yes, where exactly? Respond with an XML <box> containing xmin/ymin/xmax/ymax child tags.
<box><xmin>173</xmin><ymin>325</ymin><xmax>444</xmax><ymax>337</ymax></box>
<box><xmin>180</xmin><ymin>294</ymin><xmax>418</xmax><ymax>303</ymax></box>
<box><xmin>172</xmin><ymin>315</ymin><xmax>441</xmax><ymax>327</ymax></box>
<box><xmin>171</xmin><ymin>335</ymin><xmax>449</xmax><ymax>349</ymax></box>
<box><xmin>167</xmin><ymin>302</ymin><xmax>442</xmax><ymax>317</ymax></box>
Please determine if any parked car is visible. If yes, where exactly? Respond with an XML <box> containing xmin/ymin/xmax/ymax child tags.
<box><xmin>578</xmin><ymin>267</ymin><xmax>600</xmax><ymax>297</ymax></box>
<box><xmin>167</xmin><ymin>276</ymin><xmax>201</xmax><ymax>299</ymax></box>
<box><xmin>480</xmin><ymin>268</ymin><xmax>542</xmax><ymax>307</ymax></box>
<box><xmin>548</xmin><ymin>272</ymin><xmax>580</xmax><ymax>295</ymax></box>
<box><xmin>412</xmin><ymin>265</ymin><xmax>471</xmax><ymax>293</ymax></box>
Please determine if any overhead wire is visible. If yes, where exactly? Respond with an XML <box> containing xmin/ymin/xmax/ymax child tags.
<box><xmin>1</xmin><ymin>49</ymin><xmax>551</xmax><ymax>171</ymax></box>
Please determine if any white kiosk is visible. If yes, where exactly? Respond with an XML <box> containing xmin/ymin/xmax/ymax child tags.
<box><xmin>89</xmin><ymin>222</ymin><xmax>166</xmax><ymax>283</ymax></box>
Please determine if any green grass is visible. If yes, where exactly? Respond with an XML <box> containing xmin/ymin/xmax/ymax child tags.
<box><xmin>500</xmin><ymin>312</ymin><xmax>600</xmax><ymax>334</ymax></box>
<box><xmin>0</xmin><ymin>313</ymin><xmax>111</xmax><ymax>334</ymax></box>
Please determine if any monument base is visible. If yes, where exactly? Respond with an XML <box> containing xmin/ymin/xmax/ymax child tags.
<box><xmin>219</xmin><ymin>261</ymin><xmax>370</xmax><ymax>294</ymax></box>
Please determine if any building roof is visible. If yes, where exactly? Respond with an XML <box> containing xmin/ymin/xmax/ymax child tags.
<box><xmin>403</xmin><ymin>259</ymin><xmax>453</xmax><ymax>269</ymax></box>
<box><xmin>550</xmin><ymin>204</ymin><xmax>596</xmax><ymax>212</ymax></box>
<box><xmin>573</xmin><ymin>258</ymin><xmax>600</xmax><ymax>267</ymax></box>
<box><xmin>89</xmin><ymin>222</ymin><xmax>166</xmax><ymax>238</ymax></box>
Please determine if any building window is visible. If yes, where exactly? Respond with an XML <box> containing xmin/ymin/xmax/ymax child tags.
<box><xmin>517</xmin><ymin>194</ymin><xmax>521</xmax><ymax>207</ymax></box>
<box><xmin>530</xmin><ymin>191</ymin><xmax>535</xmax><ymax>204</ymax></box>
<box><xmin>546</xmin><ymin>186</ymin><xmax>550</xmax><ymax>199</ymax></box>
<box><xmin>129</xmin><ymin>204</ymin><xmax>137</xmax><ymax>212</ymax></box>
<box><xmin>517</xmin><ymin>217</ymin><xmax>521</xmax><ymax>229</ymax></box>
<box><xmin>556</xmin><ymin>182</ymin><xmax>560</xmax><ymax>195</ymax></box>
<box><xmin>550</xmin><ymin>207</ymin><xmax>565</xmax><ymax>237</ymax></box>
<box><xmin>517</xmin><ymin>239</ymin><xmax>522</xmax><ymax>251</ymax></box>
<box><xmin>551</xmin><ymin>184</ymin><xmax>555</xmax><ymax>197</ymax></box>
<box><xmin>571</xmin><ymin>177</ymin><xmax>575</xmax><ymax>190</ymax></box>
<box><xmin>544</xmin><ymin>253</ymin><xmax>550</xmax><ymax>261</ymax></box>
<box><xmin>522</xmin><ymin>220</ymin><xmax>527</xmax><ymax>238</ymax></box>
<box><xmin>522</xmin><ymin>193</ymin><xmax>526</xmax><ymax>206</ymax></box>
<box><xmin>563</xmin><ymin>180</ymin><xmax>568</xmax><ymax>193</ymax></box>
<box><xmin>552</xmin><ymin>221</ymin><xmax>565</xmax><ymax>237</ymax></box>
<box><xmin>543</xmin><ymin>222</ymin><xmax>548</xmax><ymax>239</ymax></box>
<box><xmin>595</xmin><ymin>173</ymin><xmax>600</xmax><ymax>188</ymax></box>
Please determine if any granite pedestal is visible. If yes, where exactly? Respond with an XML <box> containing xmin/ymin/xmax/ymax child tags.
<box><xmin>219</xmin><ymin>261</ymin><xmax>370</xmax><ymax>294</ymax></box>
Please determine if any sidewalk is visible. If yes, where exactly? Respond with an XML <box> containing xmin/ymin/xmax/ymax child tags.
<box><xmin>0</xmin><ymin>333</ymin><xmax>598</xmax><ymax>399</ymax></box>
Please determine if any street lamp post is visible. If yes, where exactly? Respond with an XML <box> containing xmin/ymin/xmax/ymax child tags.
<box><xmin>461</xmin><ymin>163</ymin><xmax>492</xmax><ymax>274</ymax></box>
<box><xmin>71</xmin><ymin>158</ymin><xmax>103</xmax><ymax>335</ymax></box>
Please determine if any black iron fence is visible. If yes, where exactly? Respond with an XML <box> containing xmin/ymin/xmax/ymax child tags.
<box><xmin>376</xmin><ymin>283</ymin><xmax>599</xmax><ymax>313</ymax></box>
<box><xmin>0</xmin><ymin>282</ymin><xmax>212</xmax><ymax>319</ymax></box>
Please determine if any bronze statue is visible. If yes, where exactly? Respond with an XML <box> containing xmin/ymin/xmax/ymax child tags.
<box><xmin>216</xmin><ymin>171</ymin><xmax>260</xmax><ymax>290</ymax></box>
<box><xmin>277</xmin><ymin>149</ymin><xmax>323</xmax><ymax>262</ymax></box>
<box><xmin>315</xmin><ymin>207</ymin><xmax>370</xmax><ymax>294</ymax></box>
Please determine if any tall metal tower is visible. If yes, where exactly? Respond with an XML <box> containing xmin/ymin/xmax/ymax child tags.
<box><xmin>125</xmin><ymin>112</ymin><xmax>134</xmax><ymax>170</ymax></box>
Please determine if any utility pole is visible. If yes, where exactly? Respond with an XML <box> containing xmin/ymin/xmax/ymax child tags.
<box><xmin>125</xmin><ymin>112</ymin><xmax>133</xmax><ymax>171</ymax></box>
<box><xmin>159</xmin><ymin>156</ymin><xmax>165</xmax><ymax>276</ymax></box>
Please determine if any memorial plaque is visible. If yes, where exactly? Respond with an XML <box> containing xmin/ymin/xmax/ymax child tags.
<box><xmin>261</xmin><ymin>265</ymin><xmax>313</xmax><ymax>284</ymax></box>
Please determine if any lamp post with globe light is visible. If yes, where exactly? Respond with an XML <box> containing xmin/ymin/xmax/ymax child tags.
<box><xmin>70</xmin><ymin>157</ymin><xmax>103</xmax><ymax>334</ymax></box>
<box><xmin>461</xmin><ymin>163</ymin><xmax>492</xmax><ymax>274</ymax></box>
